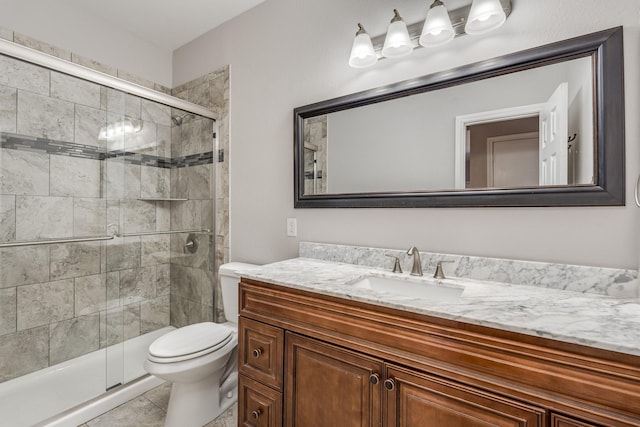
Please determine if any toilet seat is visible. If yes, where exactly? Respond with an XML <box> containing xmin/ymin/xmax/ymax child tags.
<box><xmin>148</xmin><ymin>322</ymin><xmax>234</xmax><ymax>363</ymax></box>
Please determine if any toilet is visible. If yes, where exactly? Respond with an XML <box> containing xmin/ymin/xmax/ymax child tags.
<box><xmin>144</xmin><ymin>262</ymin><xmax>260</xmax><ymax>427</ymax></box>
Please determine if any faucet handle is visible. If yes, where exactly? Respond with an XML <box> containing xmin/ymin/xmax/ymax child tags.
<box><xmin>433</xmin><ymin>260</ymin><xmax>455</xmax><ymax>279</ymax></box>
<box><xmin>385</xmin><ymin>255</ymin><xmax>403</xmax><ymax>273</ymax></box>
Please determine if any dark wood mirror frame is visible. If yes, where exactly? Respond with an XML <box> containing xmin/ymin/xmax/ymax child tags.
<box><xmin>293</xmin><ymin>27</ymin><xmax>624</xmax><ymax>208</ymax></box>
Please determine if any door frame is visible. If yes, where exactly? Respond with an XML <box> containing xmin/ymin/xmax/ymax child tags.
<box><xmin>454</xmin><ymin>104</ymin><xmax>544</xmax><ymax>189</ymax></box>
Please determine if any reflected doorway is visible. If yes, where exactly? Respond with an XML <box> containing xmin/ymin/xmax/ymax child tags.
<box><xmin>466</xmin><ymin>118</ymin><xmax>539</xmax><ymax>188</ymax></box>
<box><xmin>455</xmin><ymin>82</ymin><xmax>570</xmax><ymax>189</ymax></box>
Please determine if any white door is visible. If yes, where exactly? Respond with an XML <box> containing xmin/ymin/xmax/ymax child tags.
<box><xmin>539</xmin><ymin>83</ymin><xmax>569</xmax><ymax>185</ymax></box>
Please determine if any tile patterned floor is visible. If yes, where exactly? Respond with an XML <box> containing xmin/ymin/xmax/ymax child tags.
<box><xmin>78</xmin><ymin>382</ymin><xmax>237</xmax><ymax>427</ymax></box>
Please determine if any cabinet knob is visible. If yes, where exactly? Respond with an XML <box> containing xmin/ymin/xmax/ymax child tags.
<box><xmin>369</xmin><ymin>373</ymin><xmax>380</xmax><ymax>384</ymax></box>
<box><xmin>251</xmin><ymin>409</ymin><xmax>261</xmax><ymax>419</ymax></box>
<box><xmin>384</xmin><ymin>378</ymin><xmax>396</xmax><ymax>390</ymax></box>
<box><xmin>252</xmin><ymin>348</ymin><xmax>263</xmax><ymax>358</ymax></box>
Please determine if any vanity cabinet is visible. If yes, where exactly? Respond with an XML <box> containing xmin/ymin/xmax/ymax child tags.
<box><xmin>238</xmin><ymin>279</ymin><xmax>640</xmax><ymax>427</ymax></box>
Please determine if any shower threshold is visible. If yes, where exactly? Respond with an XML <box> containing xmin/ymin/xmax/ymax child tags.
<box><xmin>0</xmin><ymin>326</ymin><xmax>174</xmax><ymax>427</ymax></box>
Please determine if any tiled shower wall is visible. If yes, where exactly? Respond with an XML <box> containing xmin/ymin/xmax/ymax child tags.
<box><xmin>172</xmin><ymin>67</ymin><xmax>230</xmax><ymax>323</ymax></box>
<box><xmin>0</xmin><ymin>29</ymin><xmax>225</xmax><ymax>383</ymax></box>
<box><xmin>168</xmin><ymin>114</ymin><xmax>217</xmax><ymax>327</ymax></box>
<box><xmin>303</xmin><ymin>115</ymin><xmax>327</xmax><ymax>195</ymax></box>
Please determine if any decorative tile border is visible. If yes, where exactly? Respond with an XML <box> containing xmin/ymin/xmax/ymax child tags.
<box><xmin>1</xmin><ymin>132</ymin><xmax>104</xmax><ymax>160</ymax></box>
<box><xmin>172</xmin><ymin>151</ymin><xmax>214</xmax><ymax>168</ymax></box>
<box><xmin>304</xmin><ymin>170</ymin><xmax>323</xmax><ymax>180</ymax></box>
<box><xmin>0</xmin><ymin>132</ymin><xmax>214</xmax><ymax>169</ymax></box>
<box><xmin>299</xmin><ymin>242</ymin><xmax>639</xmax><ymax>298</ymax></box>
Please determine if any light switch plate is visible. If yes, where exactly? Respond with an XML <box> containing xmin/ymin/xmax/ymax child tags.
<box><xmin>286</xmin><ymin>218</ymin><xmax>297</xmax><ymax>237</ymax></box>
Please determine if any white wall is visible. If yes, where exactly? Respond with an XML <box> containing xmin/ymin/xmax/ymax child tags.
<box><xmin>173</xmin><ymin>0</ymin><xmax>640</xmax><ymax>269</ymax></box>
<box><xmin>0</xmin><ymin>0</ymin><xmax>173</xmax><ymax>86</ymax></box>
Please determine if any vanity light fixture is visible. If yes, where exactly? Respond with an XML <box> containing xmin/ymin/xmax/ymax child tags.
<box><xmin>348</xmin><ymin>23</ymin><xmax>377</xmax><ymax>68</ymax></box>
<box><xmin>349</xmin><ymin>0</ymin><xmax>511</xmax><ymax>68</ymax></box>
<box><xmin>420</xmin><ymin>0</ymin><xmax>455</xmax><ymax>47</ymax></box>
<box><xmin>465</xmin><ymin>0</ymin><xmax>507</xmax><ymax>35</ymax></box>
<box><xmin>381</xmin><ymin>9</ymin><xmax>413</xmax><ymax>58</ymax></box>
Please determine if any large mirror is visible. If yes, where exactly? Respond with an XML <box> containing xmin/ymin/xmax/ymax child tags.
<box><xmin>294</xmin><ymin>27</ymin><xmax>624</xmax><ymax>208</ymax></box>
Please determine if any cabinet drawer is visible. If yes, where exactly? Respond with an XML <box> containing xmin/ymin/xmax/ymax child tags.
<box><xmin>551</xmin><ymin>413</ymin><xmax>601</xmax><ymax>427</ymax></box>
<box><xmin>239</xmin><ymin>374</ymin><xmax>283</xmax><ymax>427</ymax></box>
<box><xmin>239</xmin><ymin>317</ymin><xmax>284</xmax><ymax>390</ymax></box>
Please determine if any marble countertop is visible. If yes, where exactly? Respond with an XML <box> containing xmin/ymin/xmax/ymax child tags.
<box><xmin>240</xmin><ymin>258</ymin><xmax>640</xmax><ymax>357</ymax></box>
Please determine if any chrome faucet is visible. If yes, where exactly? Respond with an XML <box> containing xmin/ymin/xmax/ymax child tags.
<box><xmin>406</xmin><ymin>246</ymin><xmax>423</xmax><ymax>276</ymax></box>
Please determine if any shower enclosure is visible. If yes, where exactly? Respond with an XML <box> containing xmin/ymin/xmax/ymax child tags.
<box><xmin>302</xmin><ymin>115</ymin><xmax>327</xmax><ymax>195</ymax></box>
<box><xmin>0</xmin><ymin>42</ymin><xmax>218</xmax><ymax>426</ymax></box>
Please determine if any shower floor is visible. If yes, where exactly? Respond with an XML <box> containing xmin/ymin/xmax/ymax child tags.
<box><xmin>79</xmin><ymin>382</ymin><xmax>237</xmax><ymax>427</ymax></box>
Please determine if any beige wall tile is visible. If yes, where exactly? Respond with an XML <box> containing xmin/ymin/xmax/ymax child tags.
<box><xmin>17</xmin><ymin>90</ymin><xmax>74</xmax><ymax>141</ymax></box>
<box><xmin>13</xmin><ymin>32</ymin><xmax>71</xmax><ymax>60</ymax></box>
<box><xmin>0</xmin><ymin>326</ymin><xmax>48</xmax><ymax>382</ymax></box>
<box><xmin>0</xmin><ymin>84</ymin><xmax>17</xmax><ymax>132</ymax></box>
<box><xmin>0</xmin><ymin>148</ymin><xmax>49</xmax><ymax>196</ymax></box>
<box><xmin>50</xmin><ymin>242</ymin><xmax>102</xmax><ymax>280</ymax></box>
<box><xmin>0</xmin><ymin>194</ymin><xmax>15</xmax><ymax>241</ymax></box>
<box><xmin>17</xmin><ymin>279</ymin><xmax>74</xmax><ymax>330</ymax></box>
<box><xmin>75</xmin><ymin>274</ymin><xmax>107</xmax><ymax>316</ymax></box>
<box><xmin>50</xmin><ymin>156</ymin><xmax>102</xmax><ymax>198</ymax></box>
<box><xmin>0</xmin><ymin>287</ymin><xmax>16</xmax><ymax>335</ymax></box>
<box><xmin>49</xmin><ymin>313</ymin><xmax>100</xmax><ymax>364</ymax></box>
<box><xmin>51</xmin><ymin>71</ymin><xmax>101</xmax><ymax>108</ymax></box>
<box><xmin>16</xmin><ymin>196</ymin><xmax>73</xmax><ymax>240</ymax></box>
<box><xmin>0</xmin><ymin>246</ymin><xmax>50</xmax><ymax>288</ymax></box>
<box><xmin>0</xmin><ymin>56</ymin><xmax>49</xmax><ymax>96</ymax></box>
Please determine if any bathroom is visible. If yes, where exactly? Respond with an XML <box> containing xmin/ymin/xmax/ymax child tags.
<box><xmin>1</xmin><ymin>0</ymin><xmax>639</xmax><ymax>426</ymax></box>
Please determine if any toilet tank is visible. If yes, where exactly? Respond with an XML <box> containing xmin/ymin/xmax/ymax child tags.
<box><xmin>218</xmin><ymin>262</ymin><xmax>260</xmax><ymax>323</ymax></box>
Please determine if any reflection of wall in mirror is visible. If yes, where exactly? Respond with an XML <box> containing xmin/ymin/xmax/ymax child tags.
<box><xmin>319</xmin><ymin>56</ymin><xmax>594</xmax><ymax>194</ymax></box>
<box><xmin>303</xmin><ymin>115</ymin><xmax>328</xmax><ymax>195</ymax></box>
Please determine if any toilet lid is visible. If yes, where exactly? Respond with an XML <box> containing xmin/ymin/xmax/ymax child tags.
<box><xmin>149</xmin><ymin>322</ymin><xmax>233</xmax><ymax>360</ymax></box>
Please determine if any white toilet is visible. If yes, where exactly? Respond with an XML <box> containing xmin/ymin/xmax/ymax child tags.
<box><xmin>144</xmin><ymin>262</ymin><xmax>260</xmax><ymax>427</ymax></box>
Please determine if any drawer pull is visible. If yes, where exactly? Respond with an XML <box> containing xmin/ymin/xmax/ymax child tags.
<box><xmin>369</xmin><ymin>373</ymin><xmax>380</xmax><ymax>384</ymax></box>
<box><xmin>384</xmin><ymin>378</ymin><xmax>395</xmax><ymax>390</ymax></box>
<box><xmin>251</xmin><ymin>409</ymin><xmax>261</xmax><ymax>419</ymax></box>
<box><xmin>252</xmin><ymin>348</ymin><xmax>263</xmax><ymax>358</ymax></box>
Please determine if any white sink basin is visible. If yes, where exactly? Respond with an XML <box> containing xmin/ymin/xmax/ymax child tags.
<box><xmin>351</xmin><ymin>275</ymin><xmax>463</xmax><ymax>301</ymax></box>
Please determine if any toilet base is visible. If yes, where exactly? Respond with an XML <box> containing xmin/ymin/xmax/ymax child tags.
<box><xmin>163</xmin><ymin>371</ymin><xmax>238</xmax><ymax>427</ymax></box>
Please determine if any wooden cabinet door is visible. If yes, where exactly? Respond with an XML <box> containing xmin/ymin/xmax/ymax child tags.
<box><xmin>385</xmin><ymin>365</ymin><xmax>546</xmax><ymax>427</ymax></box>
<box><xmin>285</xmin><ymin>332</ymin><xmax>383</xmax><ymax>427</ymax></box>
